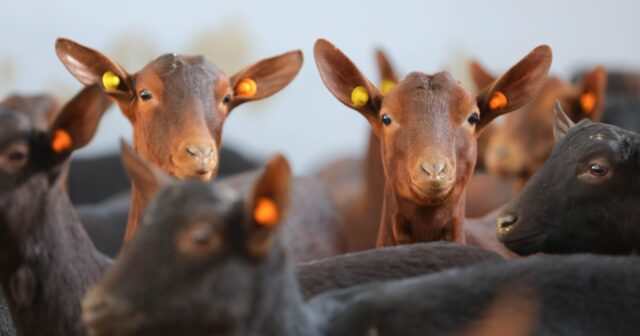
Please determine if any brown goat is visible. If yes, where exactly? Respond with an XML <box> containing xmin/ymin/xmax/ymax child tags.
<box><xmin>55</xmin><ymin>38</ymin><xmax>303</xmax><ymax>244</ymax></box>
<box><xmin>314</xmin><ymin>39</ymin><xmax>551</xmax><ymax>248</ymax></box>
<box><xmin>471</xmin><ymin>61</ymin><xmax>607</xmax><ymax>192</ymax></box>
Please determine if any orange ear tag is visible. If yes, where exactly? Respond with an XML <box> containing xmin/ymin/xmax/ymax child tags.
<box><xmin>489</xmin><ymin>91</ymin><xmax>508</xmax><ymax>110</ymax></box>
<box><xmin>51</xmin><ymin>129</ymin><xmax>73</xmax><ymax>153</ymax></box>
<box><xmin>380</xmin><ymin>79</ymin><xmax>396</xmax><ymax>95</ymax></box>
<box><xmin>102</xmin><ymin>71</ymin><xmax>121</xmax><ymax>92</ymax></box>
<box><xmin>235</xmin><ymin>78</ymin><xmax>257</xmax><ymax>97</ymax></box>
<box><xmin>580</xmin><ymin>92</ymin><xmax>596</xmax><ymax>114</ymax></box>
<box><xmin>253</xmin><ymin>197</ymin><xmax>279</xmax><ymax>227</ymax></box>
<box><xmin>351</xmin><ymin>86</ymin><xmax>369</xmax><ymax>107</ymax></box>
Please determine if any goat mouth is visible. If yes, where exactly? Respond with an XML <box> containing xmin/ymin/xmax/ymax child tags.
<box><xmin>170</xmin><ymin>157</ymin><xmax>215</xmax><ymax>181</ymax></box>
<box><xmin>501</xmin><ymin>232</ymin><xmax>546</xmax><ymax>256</ymax></box>
<box><xmin>409</xmin><ymin>182</ymin><xmax>454</xmax><ymax>204</ymax></box>
<box><xmin>83</xmin><ymin>296</ymin><xmax>143</xmax><ymax>336</ymax></box>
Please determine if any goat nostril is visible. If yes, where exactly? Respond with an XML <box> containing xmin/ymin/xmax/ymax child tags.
<box><xmin>421</xmin><ymin>162</ymin><xmax>447</xmax><ymax>179</ymax></box>
<box><xmin>497</xmin><ymin>214</ymin><xmax>518</xmax><ymax>232</ymax></box>
<box><xmin>186</xmin><ymin>146</ymin><xmax>199</xmax><ymax>158</ymax></box>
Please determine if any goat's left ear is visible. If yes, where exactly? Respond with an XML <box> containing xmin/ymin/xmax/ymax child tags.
<box><xmin>246</xmin><ymin>154</ymin><xmax>291</xmax><ymax>258</ymax></box>
<box><xmin>476</xmin><ymin>45</ymin><xmax>552</xmax><ymax>134</ymax></box>
<box><xmin>47</xmin><ymin>84</ymin><xmax>112</xmax><ymax>159</ymax></box>
<box><xmin>553</xmin><ymin>101</ymin><xmax>576</xmax><ymax>143</ymax></box>
<box><xmin>227</xmin><ymin>50</ymin><xmax>303</xmax><ymax>110</ymax></box>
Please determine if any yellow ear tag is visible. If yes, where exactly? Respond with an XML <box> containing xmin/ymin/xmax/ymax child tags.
<box><xmin>102</xmin><ymin>71</ymin><xmax>121</xmax><ymax>92</ymax></box>
<box><xmin>236</xmin><ymin>78</ymin><xmax>257</xmax><ymax>97</ymax></box>
<box><xmin>51</xmin><ymin>129</ymin><xmax>73</xmax><ymax>153</ymax></box>
<box><xmin>351</xmin><ymin>86</ymin><xmax>369</xmax><ymax>107</ymax></box>
<box><xmin>489</xmin><ymin>91</ymin><xmax>508</xmax><ymax>110</ymax></box>
<box><xmin>380</xmin><ymin>79</ymin><xmax>396</xmax><ymax>96</ymax></box>
<box><xmin>580</xmin><ymin>92</ymin><xmax>596</xmax><ymax>114</ymax></box>
<box><xmin>253</xmin><ymin>197</ymin><xmax>279</xmax><ymax>227</ymax></box>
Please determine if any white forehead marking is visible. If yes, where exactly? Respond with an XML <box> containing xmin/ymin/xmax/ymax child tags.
<box><xmin>589</xmin><ymin>133</ymin><xmax>605</xmax><ymax>141</ymax></box>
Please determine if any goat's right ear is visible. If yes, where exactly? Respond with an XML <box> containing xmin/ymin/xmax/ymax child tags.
<box><xmin>55</xmin><ymin>38</ymin><xmax>134</xmax><ymax>115</ymax></box>
<box><xmin>375</xmin><ymin>48</ymin><xmax>399</xmax><ymax>95</ymax></box>
<box><xmin>47</xmin><ymin>84</ymin><xmax>112</xmax><ymax>160</ymax></box>
<box><xmin>314</xmin><ymin>39</ymin><xmax>384</xmax><ymax>129</ymax></box>
<box><xmin>476</xmin><ymin>45</ymin><xmax>552</xmax><ymax>134</ymax></box>
<box><xmin>469</xmin><ymin>60</ymin><xmax>497</xmax><ymax>92</ymax></box>
<box><xmin>245</xmin><ymin>154</ymin><xmax>291</xmax><ymax>258</ymax></box>
<box><xmin>120</xmin><ymin>139</ymin><xmax>172</xmax><ymax>203</ymax></box>
<box><xmin>553</xmin><ymin>101</ymin><xmax>576</xmax><ymax>143</ymax></box>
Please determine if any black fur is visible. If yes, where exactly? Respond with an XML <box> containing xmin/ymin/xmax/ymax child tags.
<box><xmin>313</xmin><ymin>254</ymin><xmax>640</xmax><ymax>335</ymax></box>
<box><xmin>297</xmin><ymin>242</ymin><xmax>502</xmax><ymax>299</ymax></box>
<box><xmin>88</xmin><ymin>176</ymin><xmax>640</xmax><ymax>335</ymax></box>
<box><xmin>500</xmin><ymin>120</ymin><xmax>640</xmax><ymax>255</ymax></box>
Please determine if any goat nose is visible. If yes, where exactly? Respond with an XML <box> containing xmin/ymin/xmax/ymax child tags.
<box><xmin>497</xmin><ymin>213</ymin><xmax>518</xmax><ymax>233</ymax></box>
<box><xmin>186</xmin><ymin>144</ymin><xmax>214</xmax><ymax>161</ymax></box>
<box><xmin>421</xmin><ymin>161</ymin><xmax>447</xmax><ymax>179</ymax></box>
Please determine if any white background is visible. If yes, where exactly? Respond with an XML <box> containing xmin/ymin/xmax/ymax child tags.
<box><xmin>1</xmin><ymin>0</ymin><xmax>638</xmax><ymax>173</ymax></box>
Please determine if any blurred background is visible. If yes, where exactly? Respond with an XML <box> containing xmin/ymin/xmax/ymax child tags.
<box><xmin>2</xmin><ymin>0</ymin><xmax>639</xmax><ymax>174</ymax></box>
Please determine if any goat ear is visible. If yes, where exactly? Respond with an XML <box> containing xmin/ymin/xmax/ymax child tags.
<box><xmin>476</xmin><ymin>45</ymin><xmax>552</xmax><ymax>134</ymax></box>
<box><xmin>469</xmin><ymin>60</ymin><xmax>497</xmax><ymax>92</ymax></box>
<box><xmin>227</xmin><ymin>50</ymin><xmax>303</xmax><ymax>111</ymax></box>
<box><xmin>553</xmin><ymin>101</ymin><xmax>576</xmax><ymax>143</ymax></box>
<box><xmin>55</xmin><ymin>38</ymin><xmax>135</xmax><ymax>119</ymax></box>
<box><xmin>246</xmin><ymin>154</ymin><xmax>291</xmax><ymax>258</ymax></box>
<box><xmin>375</xmin><ymin>48</ymin><xmax>400</xmax><ymax>95</ymax></box>
<box><xmin>120</xmin><ymin>139</ymin><xmax>172</xmax><ymax>204</ymax></box>
<box><xmin>314</xmin><ymin>39</ymin><xmax>384</xmax><ymax>129</ymax></box>
<box><xmin>573</xmin><ymin>66</ymin><xmax>607</xmax><ymax>122</ymax></box>
<box><xmin>47</xmin><ymin>85</ymin><xmax>112</xmax><ymax>160</ymax></box>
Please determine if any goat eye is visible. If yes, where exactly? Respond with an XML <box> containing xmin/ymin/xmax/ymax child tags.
<box><xmin>381</xmin><ymin>114</ymin><xmax>392</xmax><ymax>126</ymax></box>
<box><xmin>8</xmin><ymin>151</ymin><xmax>26</xmax><ymax>161</ymax></box>
<box><xmin>589</xmin><ymin>163</ymin><xmax>608</xmax><ymax>176</ymax></box>
<box><xmin>467</xmin><ymin>112</ymin><xmax>480</xmax><ymax>125</ymax></box>
<box><xmin>139</xmin><ymin>90</ymin><xmax>153</xmax><ymax>101</ymax></box>
<box><xmin>222</xmin><ymin>94</ymin><xmax>231</xmax><ymax>104</ymax></box>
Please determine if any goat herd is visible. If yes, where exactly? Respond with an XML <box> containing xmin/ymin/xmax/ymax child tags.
<box><xmin>0</xmin><ymin>37</ymin><xmax>638</xmax><ymax>336</ymax></box>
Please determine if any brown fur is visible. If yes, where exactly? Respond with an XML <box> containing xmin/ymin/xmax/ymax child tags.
<box><xmin>471</xmin><ymin>61</ymin><xmax>607</xmax><ymax>193</ymax></box>
<box><xmin>314</xmin><ymin>39</ymin><xmax>551</xmax><ymax>249</ymax></box>
<box><xmin>55</xmin><ymin>38</ymin><xmax>303</xmax><ymax>244</ymax></box>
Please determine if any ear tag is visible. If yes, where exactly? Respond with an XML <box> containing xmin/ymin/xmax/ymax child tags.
<box><xmin>51</xmin><ymin>129</ymin><xmax>73</xmax><ymax>153</ymax></box>
<box><xmin>102</xmin><ymin>71</ymin><xmax>121</xmax><ymax>92</ymax></box>
<box><xmin>380</xmin><ymin>79</ymin><xmax>396</xmax><ymax>95</ymax></box>
<box><xmin>253</xmin><ymin>197</ymin><xmax>279</xmax><ymax>227</ymax></box>
<box><xmin>580</xmin><ymin>92</ymin><xmax>596</xmax><ymax>114</ymax></box>
<box><xmin>235</xmin><ymin>78</ymin><xmax>257</xmax><ymax>97</ymax></box>
<box><xmin>351</xmin><ymin>86</ymin><xmax>369</xmax><ymax>107</ymax></box>
<box><xmin>489</xmin><ymin>91</ymin><xmax>508</xmax><ymax>110</ymax></box>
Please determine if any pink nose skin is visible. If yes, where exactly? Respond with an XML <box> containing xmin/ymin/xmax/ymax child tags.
<box><xmin>185</xmin><ymin>143</ymin><xmax>216</xmax><ymax>174</ymax></box>
<box><xmin>421</xmin><ymin>161</ymin><xmax>448</xmax><ymax>182</ymax></box>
